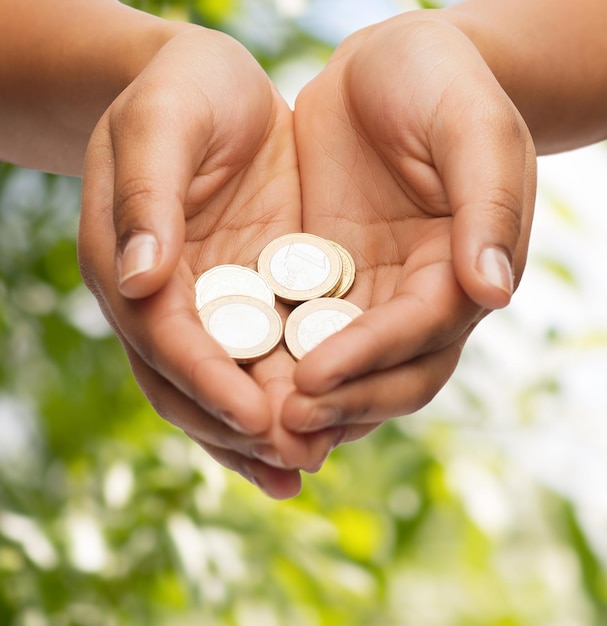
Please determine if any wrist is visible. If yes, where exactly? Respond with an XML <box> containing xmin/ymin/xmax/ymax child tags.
<box><xmin>0</xmin><ymin>1</ymin><xmax>201</xmax><ymax>174</ymax></box>
<box><xmin>439</xmin><ymin>1</ymin><xmax>607</xmax><ymax>153</ymax></box>
<box><xmin>83</xmin><ymin>6</ymin><xmax>201</xmax><ymax>112</ymax></box>
<box><xmin>115</xmin><ymin>13</ymin><xmax>201</xmax><ymax>92</ymax></box>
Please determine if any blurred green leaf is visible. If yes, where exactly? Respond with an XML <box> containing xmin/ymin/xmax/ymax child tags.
<box><xmin>536</xmin><ymin>255</ymin><xmax>579</xmax><ymax>285</ymax></box>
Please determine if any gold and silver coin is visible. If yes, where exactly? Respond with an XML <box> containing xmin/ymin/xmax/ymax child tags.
<box><xmin>284</xmin><ymin>297</ymin><xmax>363</xmax><ymax>361</ymax></box>
<box><xmin>195</xmin><ymin>264</ymin><xmax>275</xmax><ymax>311</ymax></box>
<box><xmin>326</xmin><ymin>240</ymin><xmax>356</xmax><ymax>299</ymax></box>
<box><xmin>257</xmin><ymin>233</ymin><xmax>343</xmax><ymax>303</ymax></box>
<box><xmin>198</xmin><ymin>295</ymin><xmax>283</xmax><ymax>364</ymax></box>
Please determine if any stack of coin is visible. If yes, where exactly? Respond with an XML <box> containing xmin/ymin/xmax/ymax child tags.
<box><xmin>257</xmin><ymin>233</ymin><xmax>343</xmax><ymax>303</ymax></box>
<box><xmin>326</xmin><ymin>240</ymin><xmax>356</xmax><ymax>299</ymax></box>
<box><xmin>195</xmin><ymin>234</ymin><xmax>362</xmax><ymax>363</ymax></box>
<box><xmin>195</xmin><ymin>265</ymin><xmax>282</xmax><ymax>364</ymax></box>
<box><xmin>257</xmin><ymin>233</ymin><xmax>362</xmax><ymax>360</ymax></box>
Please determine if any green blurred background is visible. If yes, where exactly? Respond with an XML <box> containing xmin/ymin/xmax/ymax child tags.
<box><xmin>1</xmin><ymin>1</ymin><xmax>606</xmax><ymax>624</ymax></box>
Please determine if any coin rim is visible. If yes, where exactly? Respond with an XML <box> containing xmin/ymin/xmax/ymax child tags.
<box><xmin>199</xmin><ymin>294</ymin><xmax>284</xmax><ymax>364</ymax></box>
<box><xmin>325</xmin><ymin>240</ymin><xmax>356</xmax><ymax>299</ymax></box>
<box><xmin>195</xmin><ymin>264</ymin><xmax>275</xmax><ymax>311</ymax></box>
<box><xmin>284</xmin><ymin>297</ymin><xmax>363</xmax><ymax>361</ymax></box>
<box><xmin>257</xmin><ymin>233</ymin><xmax>343</xmax><ymax>303</ymax></box>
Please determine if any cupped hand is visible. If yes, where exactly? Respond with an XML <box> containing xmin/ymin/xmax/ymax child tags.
<box><xmin>78</xmin><ymin>28</ymin><xmax>332</xmax><ymax>499</ymax></box>
<box><xmin>282</xmin><ymin>12</ymin><xmax>536</xmax><ymax>444</ymax></box>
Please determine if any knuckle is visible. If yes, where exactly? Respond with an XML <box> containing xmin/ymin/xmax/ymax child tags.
<box><xmin>110</xmin><ymin>80</ymin><xmax>176</xmax><ymax>132</ymax></box>
<box><xmin>113</xmin><ymin>176</ymin><xmax>163</xmax><ymax>241</ymax></box>
<box><xmin>485</xmin><ymin>184</ymin><xmax>524</xmax><ymax>245</ymax></box>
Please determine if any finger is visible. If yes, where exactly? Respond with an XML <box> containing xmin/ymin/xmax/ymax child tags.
<box><xmin>444</xmin><ymin>112</ymin><xmax>536</xmax><ymax>309</ymax></box>
<box><xmin>97</xmin><ymin>258</ymin><xmax>274</xmax><ymax>434</ymax></box>
<box><xmin>127</xmin><ymin>345</ymin><xmax>316</xmax><ymax>497</ymax></box>
<box><xmin>283</xmin><ymin>341</ymin><xmax>463</xmax><ymax>433</ymax></box>
<box><xmin>246</xmin><ymin>339</ymin><xmax>342</xmax><ymax>472</ymax></box>
<box><xmin>126</xmin><ymin>342</ymin><xmax>276</xmax><ymax>449</ymax></box>
<box><xmin>200</xmin><ymin>441</ymin><xmax>303</xmax><ymax>500</ymax></box>
<box><xmin>251</xmin><ymin>426</ymin><xmax>342</xmax><ymax>474</ymax></box>
<box><xmin>434</xmin><ymin>69</ymin><xmax>537</xmax><ymax>310</ymax></box>
<box><xmin>80</xmin><ymin>107</ymin><xmax>189</xmax><ymax>301</ymax></box>
<box><xmin>293</xmin><ymin>260</ymin><xmax>479</xmax><ymax>396</ymax></box>
<box><xmin>107</xmin><ymin>84</ymin><xmax>211</xmax><ymax>299</ymax></box>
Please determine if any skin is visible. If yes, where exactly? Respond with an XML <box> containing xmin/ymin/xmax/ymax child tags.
<box><xmin>282</xmin><ymin>13</ymin><xmax>537</xmax><ymax>441</ymax></box>
<box><xmin>1</xmin><ymin>1</ymin><xmax>316</xmax><ymax>498</ymax></box>
<box><xmin>449</xmin><ymin>0</ymin><xmax>607</xmax><ymax>155</ymax></box>
<box><xmin>281</xmin><ymin>1</ymin><xmax>607</xmax><ymax>441</ymax></box>
<box><xmin>78</xmin><ymin>29</ymin><xmax>327</xmax><ymax>500</ymax></box>
<box><xmin>0</xmin><ymin>0</ymin><xmax>179</xmax><ymax>174</ymax></box>
<box><xmin>1</xmin><ymin>0</ymin><xmax>606</xmax><ymax>498</ymax></box>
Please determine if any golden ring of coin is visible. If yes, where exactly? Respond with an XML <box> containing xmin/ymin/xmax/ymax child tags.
<box><xmin>284</xmin><ymin>297</ymin><xmax>363</xmax><ymax>361</ymax></box>
<box><xmin>198</xmin><ymin>295</ymin><xmax>283</xmax><ymax>364</ymax></box>
<box><xmin>325</xmin><ymin>240</ymin><xmax>356</xmax><ymax>299</ymax></box>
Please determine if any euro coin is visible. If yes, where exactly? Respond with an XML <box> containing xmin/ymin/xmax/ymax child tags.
<box><xmin>195</xmin><ymin>264</ymin><xmax>275</xmax><ymax>311</ymax></box>
<box><xmin>199</xmin><ymin>295</ymin><xmax>283</xmax><ymax>364</ymax></box>
<box><xmin>284</xmin><ymin>297</ymin><xmax>363</xmax><ymax>361</ymax></box>
<box><xmin>326</xmin><ymin>240</ymin><xmax>356</xmax><ymax>298</ymax></box>
<box><xmin>257</xmin><ymin>233</ymin><xmax>342</xmax><ymax>303</ymax></box>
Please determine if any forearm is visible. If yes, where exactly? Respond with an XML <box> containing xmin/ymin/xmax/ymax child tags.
<box><xmin>0</xmin><ymin>0</ymin><xmax>195</xmax><ymax>175</ymax></box>
<box><xmin>445</xmin><ymin>0</ymin><xmax>607</xmax><ymax>155</ymax></box>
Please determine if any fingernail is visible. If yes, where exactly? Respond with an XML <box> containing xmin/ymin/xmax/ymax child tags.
<box><xmin>324</xmin><ymin>373</ymin><xmax>346</xmax><ymax>392</ymax></box>
<box><xmin>218</xmin><ymin>411</ymin><xmax>258</xmax><ymax>435</ymax></box>
<box><xmin>301</xmin><ymin>406</ymin><xmax>341</xmax><ymax>432</ymax></box>
<box><xmin>243</xmin><ymin>468</ymin><xmax>273</xmax><ymax>496</ymax></box>
<box><xmin>252</xmin><ymin>444</ymin><xmax>286</xmax><ymax>468</ymax></box>
<box><xmin>331</xmin><ymin>426</ymin><xmax>347</xmax><ymax>451</ymax></box>
<box><xmin>478</xmin><ymin>247</ymin><xmax>513</xmax><ymax>296</ymax></box>
<box><xmin>119</xmin><ymin>233</ymin><xmax>158</xmax><ymax>284</ymax></box>
<box><xmin>248</xmin><ymin>474</ymin><xmax>264</xmax><ymax>491</ymax></box>
<box><xmin>244</xmin><ymin>471</ymin><xmax>265</xmax><ymax>492</ymax></box>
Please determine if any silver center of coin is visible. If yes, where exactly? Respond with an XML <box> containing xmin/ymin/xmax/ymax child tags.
<box><xmin>296</xmin><ymin>309</ymin><xmax>354</xmax><ymax>352</ymax></box>
<box><xmin>269</xmin><ymin>243</ymin><xmax>331</xmax><ymax>292</ymax></box>
<box><xmin>208</xmin><ymin>302</ymin><xmax>271</xmax><ymax>350</ymax></box>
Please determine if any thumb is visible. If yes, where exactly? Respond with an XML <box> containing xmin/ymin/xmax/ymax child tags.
<box><xmin>109</xmin><ymin>92</ymin><xmax>204</xmax><ymax>299</ymax></box>
<box><xmin>441</xmin><ymin>102</ymin><xmax>537</xmax><ymax>310</ymax></box>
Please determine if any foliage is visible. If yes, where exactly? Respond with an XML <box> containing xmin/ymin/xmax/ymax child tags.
<box><xmin>1</xmin><ymin>2</ymin><xmax>606</xmax><ymax>626</ymax></box>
